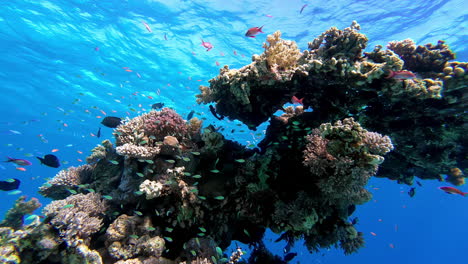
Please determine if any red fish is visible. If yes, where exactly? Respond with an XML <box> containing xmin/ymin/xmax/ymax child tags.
<box><xmin>439</xmin><ymin>186</ymin><xmax>468</xmax><ymax>196</ymax></box>
<box><xmin>385</xmin><ymin>70</ymin><xmax>416</xmax><ymax>80</ymax></box>
<box><xmin>5</xmin><ymin>157</ymin><xmax>32</xmax><ymax>166</ymax></box>
<box><xmin>245</xmin><ymin>25</ymin><xmax>264</xmax><ymax>38</ymax></box>
<box><xmin>291</xmin><ymin>96</ymin><xmax>304</xmax><ymax>105</ymax></box>
<box><xmin>201</xmin><ymin>39</ymin><xmax>213</xmax><ymax>51</ymax></box>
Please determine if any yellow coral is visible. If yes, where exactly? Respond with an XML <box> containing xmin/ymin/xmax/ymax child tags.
<box><xmin>263</xmin><ymin>31</ymin><xmax>301</xmax><ymax>71</ymax></box>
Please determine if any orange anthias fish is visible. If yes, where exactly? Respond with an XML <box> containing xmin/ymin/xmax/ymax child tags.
<box><xmin>385</xmin><ymin>70</ymin><xmax>416</xmax><ymax>80</ymax></box>
<box><xmin>291</xmin><ymin>95</ymin><xmax>304</xmax><ymax>105</ymax></box>
<box><xmin>201</xmin><ymin>39</ymin><xmax>213</xmax><ymax>51</ymax></box>
<box><xmin>439</xmin><ymin>186</ymin><xmax>468</xmax><ymax>196</ymax></box>
<box><xmin>245</xmin><ymin>26</ymin><xmax>264</xmax><ymax>38</ymax></box>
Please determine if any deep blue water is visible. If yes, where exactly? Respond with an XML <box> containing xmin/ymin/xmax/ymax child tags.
<box><xmin>0</xmin><ymin>0</ymin><xmax>466</xmax><ymax>263</ymax></box>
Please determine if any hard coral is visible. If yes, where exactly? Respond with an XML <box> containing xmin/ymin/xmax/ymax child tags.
<box><xmin>340</xmin><ymin>231</ymin><xmax>365</xmax><ymax>255</ymax></box>
<box><xmin>116</xmin><ymin>143</ymin><xmax>160</xmax><ymax>159</ymax></box>
<box><xmin>105</xmin><ymin>214</ymin><xmax>164</xmax><ymax>261</ymax></box>
<box><xmin>42</xmin><ymin>193</ymin><xmax>108</xmax><ymax>247</ymax></box>
<box><xmin>303</xmin><ymin>118</ymin><xmax>393</xmax><ymax>205</ymax></box>
<box><xmin>39</xmin><ymin>164</ymin><xmax>93</xmax><ymax>200</ymax></box>
<box><xmin>263</xmin><ymin>30</ymin><xmax>301</xmax><ymax>72</ymax></box>
<box><xmin>387</xmin><ymin>39</ymin><xmax>455</xmax><ymax>72</ymax></box>
<box><xmin>116</xmin><ymin>108</ymin><xmax>188</xmax><ymax>147</ymax></box>
<box><xmin>143</xmin><ymin>108</ymin><xmax>188</xmax><ymax>141</ymax></box>
<box><xmin>0</xmin><ymin>196</ymin><xmax>42</xmax><ymax>230</ymax></box>
<box><xmin>308</xmin><ymin>21</ymin><xmax>367</xmax><ymax>61</ymax></box>
<box><xmin>86</xmin><ymin>139</ymin><xmax>114</xmax><ymax>164</ymax></box>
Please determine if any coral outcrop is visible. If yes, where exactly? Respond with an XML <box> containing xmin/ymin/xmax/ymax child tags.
<box><xmin>0</xmin><ymin>21</ymin><xmax>466</xmax><ymax>264</ymax></box>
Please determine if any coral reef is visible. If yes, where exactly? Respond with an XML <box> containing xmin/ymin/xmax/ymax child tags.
<box><xmin>0</xmin><ymin>21</ymin><xmax>466</xmax><ymax>264</ymax></box>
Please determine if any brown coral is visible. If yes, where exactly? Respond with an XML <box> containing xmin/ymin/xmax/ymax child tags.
<box><xmin>303</xmin><ymin>118</ymin><xmax>393</xmax><ymax>205</ymax></box>
<box><xmin>39</xmin><ymin>165</ymin><xmax>93</xmax><ymax>200</ymax></box>
<box><xmin>387</xmin><ymin>39</ymin><xmax>455</xmax><ymax>72</ymax></box>
<box><xmin>42</xmin><ymin>193</ymin><xmax>108</xmax><ymax>247</ymax></box>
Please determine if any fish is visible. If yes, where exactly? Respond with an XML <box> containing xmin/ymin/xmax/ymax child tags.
<box><xmin>152</xmin><ymin>103</ymin><xmax>165</xmax><ymax>110</ymax></box>
<box><xmin>408</xmin><ymin>187</ymin><xmax>416</xmax><ymax>197</ymax></box>
<box><xmin>97</xmin><ymin>127</ymin><xmax>101</xmax><ymax>138</ymax></box>
<box><xmin>187</xmin><ymin>110</ymin><xmax>195</xmax><ymax>120</ymax></box>
<box><xmin>0</xmin><ymin>178</ymin><xmax>20</xmax><ymax>191</ymax></box>
<box><xmin>283</xmin><ymin>252</ymin><xmax>297</xmax><ymax>262</ymax></box>
<box><xmin>37</xmin><ymin>154</ymin><xmax>60</xmax><ymax>168</ymax></box>
<box><xmin>439</xmin><ymin>186</ymin><xmax>468</xmax><ymax>196</ymax></box>
<box><xmin>385</xmin><ymin>70</ymin><xmax>416</xmax><ymax>80</ymax></box>
<box><xmin>291</xmin><ymin>95</ymin><xmax>304</xmax><ymax>105</ymax></box>
<box><xmin>201</xmin><ymin>39</ymin><xmax>213</xmax><ymax>51</ymax></box>
<box><xmin>209</xmin><ymin>105</ymin><xmax>224</xmax><ymax>120</ymax></box>
<box><xmin>245</xmin><ymin>25</ymin><xmax>264</xmax><ymax>38</ymax></box>
<box><xmin>300</xmin><ymin>4</ymin><xmax>308</xmax><ymax>14</ymax></box>
<box><xmin>142</xmin><ymin>21</ymin><xmax>152</xmax><ymax>32</ymax></box>
<box><xmin>5</xmin><ymin>157</ymin><xmax>32</xmax><ymax>166</ymax></box>
<box><xmin>101</xmin><ymin>116</ymin><xmax>122</xmax><ymax>128</ymax></box>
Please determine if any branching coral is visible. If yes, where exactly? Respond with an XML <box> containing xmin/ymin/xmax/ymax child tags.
<box><xmin>387</xmin><ymin>39</ymin><xmax>455</xmax><ymax>72</ymax></box>
<box><xmin>308</xmin><ymin>20</ymin><xmax>367</xmax><ymax>61</ymax></box>
<box><xmin>263</xmin><ymin>31</ymin><xmax>301</xmax><ymax>77</ymax></box>
<box><xmin>42</xmin><ymin>193</ymin><xmax>108</xmax><ymax>247</ymax></box>
<box><xmin>304</xmin><ymin>118</ymin><xmax>393</xmax><ymax>205</ymax></box>
<box><xmin>39</xmin><ymin>164</ymin><xmax>93</xmax><ymax>200</ymax></box>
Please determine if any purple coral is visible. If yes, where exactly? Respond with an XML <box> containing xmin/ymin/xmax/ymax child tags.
<box><xmin>143</xmin><ymin>108</ymin><xmax>188</xmax><ymax>141</ymax></box>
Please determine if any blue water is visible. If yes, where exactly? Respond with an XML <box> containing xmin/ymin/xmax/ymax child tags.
<box><xmin>0</xmin><ymin>0</ymin><xmax>466</xmax><ymax>263</ymax></box>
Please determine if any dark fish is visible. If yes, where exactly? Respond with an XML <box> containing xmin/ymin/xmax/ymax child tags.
<box><xmin>187</xmin><ymin>110</ymin><xmax>195</xmax><ymax>120</ymax></box>
<box><xmin>97</xmin><ymin>127</ymin><xmax>101</xmax><ymax>138</ymax></box>
<box><xmin>300</xmin><ymin>4</ymin><xmax>308</xmax><ymax>14</ymax></box>
<box><xmin>0</xmin><ymin>178</ymin><xmax>20</xmax><ymax>191</ymax></box>
<box><xmin>37</xmin><ymin>154</ymin><xmax>60</xmax><ymax>168</ymax></box>
<box><xmin>351</xmin><ymin>217</ymin><xmax>359</xmax><ymax>225</ymax></box>
<box><xmin>347</xmin><ymin>204</ymin><xmax>356</xmax><ymax>215</ymax></box>
<box><xmin>275</xmin><ymin>232</ymin><xmax>289</xmax><ymax>243</ymax></box>
<box><xmin>152</xmin><ymin>103</ymin><xmax>165</xmax><ymax>110</ymax></box>
<box><xmin>283</xmin><ymin>252</ymin><xmax>297</xmax><ymax>262</ymax></box>
<box><xmin>209</xmin><ymin>105</ymin><xmax>224</xmax><ymax>120</ymax></box>
<box><xmin>408</xmin><ymin>187</ymin><xmax>416</xmax><ymax>197</ymax></box>
<box><xmin>101</xmin><ymin>116</ymin><xmax>122</xmax><ymax>128</ymax></box>
<box><xmin>416</xmin><ymin>181</ymin><xmax>422</xmax><ymax>187</ymax></box>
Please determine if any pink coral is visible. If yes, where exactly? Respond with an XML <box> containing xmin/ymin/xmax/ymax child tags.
<box><xmin>143</xmin><ymin>108</ymin><xmax>188</xmax><ymax>141</ymax></box>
